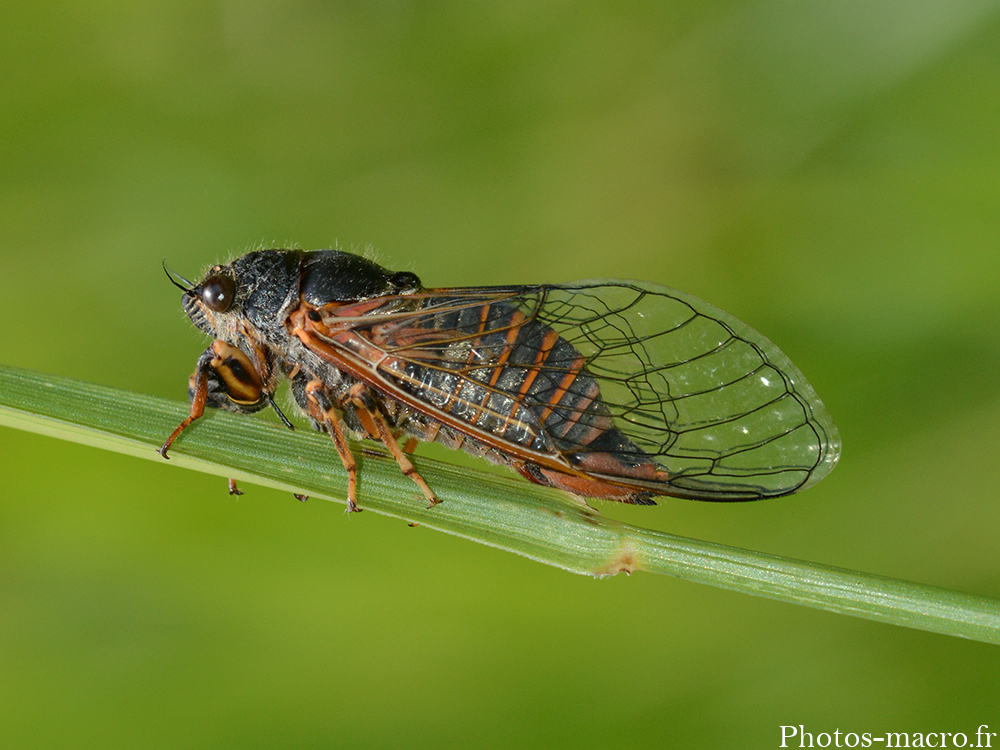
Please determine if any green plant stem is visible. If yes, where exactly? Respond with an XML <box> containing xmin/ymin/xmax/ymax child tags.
<box><xmin>1</xmin><ymin>363</ymin><xmax>999</xmax><ymax>643</ymax></box>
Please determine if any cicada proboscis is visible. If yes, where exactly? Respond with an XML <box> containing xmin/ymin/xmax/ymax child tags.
<box><xmin>159</xmin><ymin>249</ymin><xmax>840</xmax><ymax>512</ymax></box>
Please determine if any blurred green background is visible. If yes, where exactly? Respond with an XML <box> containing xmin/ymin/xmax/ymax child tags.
<box><xmin>3</xmin><ymin>1</ymin><xmax>1000</xmax><ymax>747</ymax></box>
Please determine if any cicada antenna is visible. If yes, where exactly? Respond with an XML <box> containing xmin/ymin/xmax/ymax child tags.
<box><xmin>162</xmin><ymin>259</ymin><xmax>195</xmax><ymax>292</ymax></box>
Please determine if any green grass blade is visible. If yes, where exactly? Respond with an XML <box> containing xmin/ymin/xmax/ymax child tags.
<box><xmin>1</xmin><ymin>363</ymin><xmax>998</xmax><ymax>643</ymax></box>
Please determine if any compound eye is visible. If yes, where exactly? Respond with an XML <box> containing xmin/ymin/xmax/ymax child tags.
<box><xmin>201</xmin><ymin>274</ymin><xmax>235</xmax><ymax>313</ymax></box>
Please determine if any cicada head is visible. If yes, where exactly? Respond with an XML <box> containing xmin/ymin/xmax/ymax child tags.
<box><xmin>179</xmin><ymin>267</ymin><xmax>235</xmax><ymax>336</ymax></box>
<box><xmin>166</xmin><ymin>249</ymin><xmax>423</xmax><ymax>345</ymax></box>
<box><xmin>165</xmin><ymin>250</ymin><xmax>301</xmax><ymax>343</ymax></box>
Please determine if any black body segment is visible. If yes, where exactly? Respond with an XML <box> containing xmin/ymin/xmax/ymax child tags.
<box><xmin>300</xmin><ymin>251</ymin><xmax>401</xmax><ymax>306</ymax></box>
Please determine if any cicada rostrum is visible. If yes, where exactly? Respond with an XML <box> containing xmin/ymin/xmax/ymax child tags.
<box><xmin>159</xmin><ymin>249</ymin><xmax>840</xmax><ymax>511</ymax></box>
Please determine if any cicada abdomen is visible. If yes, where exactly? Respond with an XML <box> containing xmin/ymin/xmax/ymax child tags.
<box><xmin>352</xmin><ymin>293</ymin><xmax>666</xmax><ymax>503</ymax></box>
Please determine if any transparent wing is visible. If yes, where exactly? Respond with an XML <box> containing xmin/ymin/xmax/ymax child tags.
<box><xmin>309</xmin><ymin>281</ymin><xmax>841</xmax><ymax>500</ymax></box>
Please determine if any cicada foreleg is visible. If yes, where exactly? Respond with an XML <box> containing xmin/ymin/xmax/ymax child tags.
<box><xmin>160</xmin><ymin>340</ymin><xmax>281</xmax><ymax>494</ymax></box>
<box><xmin>159</xmin><ymin>345</ymin><xmax>223</xmax><ymax>459</ymax></box>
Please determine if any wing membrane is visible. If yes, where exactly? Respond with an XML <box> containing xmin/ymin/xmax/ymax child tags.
<box><xmin>307</xmin><ymin>282</ymin><xmax>840</xmax><ymax>500</ymax></box>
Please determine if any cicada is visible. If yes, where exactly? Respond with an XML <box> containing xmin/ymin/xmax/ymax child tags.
<box><xmin>159</xmin><ymin>249</ymin><xmax>840</xmax><ymax>511</ymax></box>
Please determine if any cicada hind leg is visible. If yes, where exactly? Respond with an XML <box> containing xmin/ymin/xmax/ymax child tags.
<box><xmin>301</xmin><ymin>379</ymin><xmax>439</xmax><ymax>513</ymax></box>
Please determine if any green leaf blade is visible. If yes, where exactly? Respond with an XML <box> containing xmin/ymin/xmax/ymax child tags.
<box><xmin>2</xmin><ymin>363</ymin><xmax>999</xmax><ymax>643</ymax></box>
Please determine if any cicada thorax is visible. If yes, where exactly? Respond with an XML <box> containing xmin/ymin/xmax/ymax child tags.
<box><xmin>283</xmin><ymin>357</ymin><xmax>365</xmax><ymax>435</ymax></box>
<box><xmin>297</xmin><ymin>292</ymin><xmax>666</xmax><ymax>503</ymax></box>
